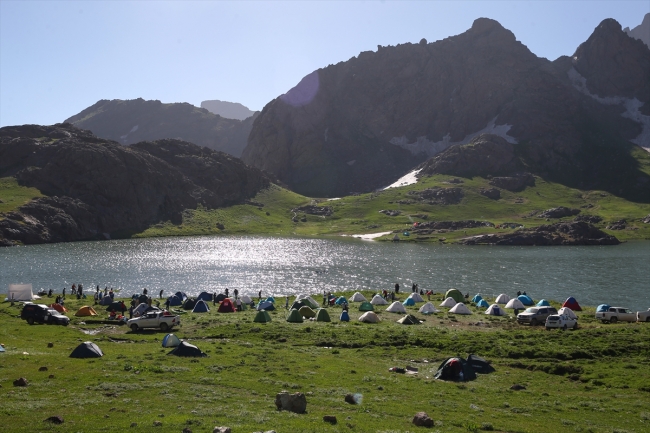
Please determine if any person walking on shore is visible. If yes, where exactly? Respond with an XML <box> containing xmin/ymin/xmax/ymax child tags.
<box><xmin>258</xmin><ymin>290</ymin><xmax>262</xmax><ymax>301</ymax></box>
<box><xmin>159</xmin><ymin>289</ymin><xmax>164</xmax><ymax>299</ymax></box>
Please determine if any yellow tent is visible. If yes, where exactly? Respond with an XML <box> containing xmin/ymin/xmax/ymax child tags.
<box><xmin>75</xmin><ymin>306</ymin><xmax>98</xmax><ymax>317</ymax></box>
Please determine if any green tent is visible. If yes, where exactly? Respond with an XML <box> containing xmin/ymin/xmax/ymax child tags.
<box><xmin>301</xmin><ymin>297</ymin><xmax>319</xmax><ymax>309</ymax></box>
<box><xmin>397</xmin><ymin>314</ymin><xmax>421</xmax><ymax>325</ymax></box>
<box><xmin>299</xmin><ymin>305</ymin><xmax>316</xmax><ymax>319</ymax></box>
<box><xmin>286</xmin><ymin>308</ymin><xmax>304</xmax><ymax>323</ymax></box>
<box><xmin>445</xmin><ymin>288</ymin><xmax>465</xmax><ymax>303</ymax></box>
<box><xmin>253</xmin><ymin>310</ymin><xmax>272</xmax><ymax>323</ymax></box>
<box><xmin>290</xmin><ymin>300</ymin><xmax>306</xmax><ymax>310</ymax></box>
<box><xmin>315</xmin><ymin>308</ymin><xmax>331</xmax><ymax>322</ymax></box>
<box><xmin>359</xmin><ymin>301</ymin><xmax>374</xmax><ymax>312</ymax></box>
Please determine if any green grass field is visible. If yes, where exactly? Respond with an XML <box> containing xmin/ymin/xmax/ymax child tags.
<box><xmin>0</xmin><ymin>177</ymin><xmax>44</xmax><ymax>214</ymax></box>
<box><xmin>1</xmin><ymin>292</ymin><xmax>649</xmax><ymax>433</ymax></box>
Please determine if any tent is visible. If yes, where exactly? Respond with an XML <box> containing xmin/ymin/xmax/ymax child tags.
<box><xmin>286</xmin><ymin>309</ymin><xmax>304</xmax><ymax>323</ymax></box>
<box><xmin>518</xmin><ymin>294</ymin><xmax>534</xmax><ymax>306</ymax></box>
<box><xmin>485</xmin><ymin>304</ymin><xmax>506</xmax><ymax>316</ymax></box>
<box><xmin>174</xmin><ymin>291</ymin><xmax>188</xmax><ymax>301</ymax></box>
<box><xmin>240</xmin><ymin>295</ymin><xmax>252</xmax><ymax>304</ymax></box>
<box><xmin>419</xmin><ymin>302</ymin><xmax>439</xmax><ymax>315</ymax></box>
<box><xmin>133</xmin><ymin>303</ymin><xmax>151</xmax><ymax>317</ymax></box>
<box><xmin>265</xmin><ymin>297</ymin><xmax>276</xmax><ymax>304</ymax></box>
<box><xmin>315</xmin><ymin>308</ymin><xmax>331</xmax><ymax>322</ymax></box>
<box><xmin>105</xmin><ymin>301</ymin><xmax>124</xmax><ymax>312</ymax></box>
<box><xmin>359</xmin><ymin>301</ymin><xmax>374</xmax><ymax>312</ymax></box>
<box><xmin>444</xmin><ymin>289</ymin><xmax>465</xmax><ymax>303</ymax></box>
<box><xmin>359</xmin><ymin>311</ymin><xmax>380</xmax><ymax>323</ymax></box>
<box><xmin>99</xmin><ymin>296</ymin><xmax>114</xmax><ymax>306</ymax></box>
<box><xmin>562</xmin><ymin>297</ymin><xmax>582</xmax><ymax>311</ymax></box>
<box><xmin>403</xmin><ymin>297</ymin><xmax>415</xmax><ymax>306</ymax></box>
<box><xmin>295</xmin><ymin>294</ymin><xmax>309</xmax><ymax>301</ymax></box>
<box><xmin>536</xmin><ymin>299</ymin><xmax>550</xmax><ymax>307</ymax></box>
<box><xmin>302</xmin><ymin>297</ymin><xmax>319</xmax><ymax>309</ymax></box>
<box><xmin>350</xmin><ymin>292</ymin><xmax>368</xmax><ymax>302</ymax></box>
<box><xmin>218</xmin><ymin>298</ymin><xmax>236</xmax><ymax>313</ymax></box>
<box><xmin>558</xmin><ymin>307</ymin><xmax>578</xmax><ymax>320</ymax></box>
<box><xmin>0</xmin><ymin>345</ymin><xmax>5</xmax><ymax>353</ymax></box>
<box><xmin>434</xmin><ymin>357</ymin><xmax>476</xmax><ymax>381</ymax></box>
<box><xmin>168</xmin><ymin>341</ymin><xmax>206</xmax><ymax>357</ymax></box>
<box><xmin>386</xmin><ymin>301</ymin><xmax>407</xmax><ymax>313</ymax></box>
<box><xmin>70</xmin><ymin>341</ymin><xmax>103</xmax><ymax>358</ymax></box>
<box><xmin>505</xmin><ymin>298</ymin><xmax>525</xmax><ymax>309</ymax></box>
<box><xmin>299</xmin><ymin>306</ymin><xmax>316</xmax><ymax>319</ymax></box>
<box><xmin>257</xmin><ymin>301</ymin><xmax>275</xmax><ymax>311</ymax></box>
<box><xmin>214</xmin><ymin>293</ymin><xmax>227</xmax><ymax>303</ymax></box>
<box><xmin>449</xmin><ymin>303</ymin><xmax>472</xmax><ymax>315</ymax></box>
<box><xmin>596</xmin><ymin>304</ymin><xmax>610</xmax><ymax>313</ymax></box>
<box><xmin>192</xmin><ymin>300</ymin><xmax>210</xmax><ymax>313</ymax></box>
<box><xmin>440</xmin><ymin>297</ymin><xmax>457</xmax><ymax>308</ymax></box>
<box><xmin>370</xmin><ymin>295</ymin><xmax>388</xmax><ymax>305</ymax></box>
<box><xmin>495</xmin><ymin>294</ymin><xmax>510</xmax><ymax>304</ymax></box>
<box><xmin>254</xmin><ymin>310</ymin><xmax>272</xmax><ymax>323</ymax></box>
<box><xmin>7</xmin><ymin>284</ymin><xmax>34</xmax><ymax>301</ymax></box>
<box><xmin>290</xmin><ymin>300</ymin><xmax>306</xmax><ymax>310</ymax></box>
<box><xmin>50</xmin><ymin>303</ymin><xmax>68</xmax><ymax>313</ymax></box>
<box><xmin>182</xmin><ymin>298</ymin><xmax>197</xmax><ymax>310</ymax></box>
<box><xmin>471</xmin><ymin>294</ymin><xmax>483</xmax><ymax>303</ymax></box>
<box><xmin>197</xmin><ymin>292</ymin><xmax>213</xmax><ymax>302</ymax></box>
<box><xmin>397</xmin><ymin>314</ymin><xmax>421</xmax><ymax>325</ymax></box>
<box><xmin>339</xmin><ymin>310</ymin><xmax>350</xmax><ymax>322</ymax></box>
<box><xmin>75</xmin><ymin>306</ymin><xmax>97</xmax><ymax>317</ymax></box>
<box><xmin>167</xmin><ymin>295</ymin><xmax>182</xmax><ymax>307</ymax></box>
<box><xmin>409</xmin><ymin>292</ymin><xmax>424</xmax><ymax>303</ymax></box>
<box><xmin>162</xmin><ymin>334</ymin><xmax>181</xmax><ymax>348</ymax></box>
<box><xmin>466</xmin><ymin>354</ymin><xmax>495</xmax><ymax>374</ymax></box>
<box><xmin>476</xmin><ymin>299</ymin><xmax>489</xmax><ymax>308</ymax></box>
<box><xmin>335</xmin><ymin>296</ymin><xmax>348</xmax><ymax>305</ymax></box>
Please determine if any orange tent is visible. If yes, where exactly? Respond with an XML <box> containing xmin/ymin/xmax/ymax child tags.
<box><xmin>49</xmin><ymin>303</ymin><xmax>68</xmax><ymax>313</ymax></box>
<box><xmin>75</xmin><ymin>306</ymin><xmax>98</xmax><ymax>317</ymax></box>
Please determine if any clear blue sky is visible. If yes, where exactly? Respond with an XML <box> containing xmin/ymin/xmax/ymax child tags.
<box><xmin>1</xmin><ymin>1</ymin><xmax>648</xmax><ymax>127</ymax></box>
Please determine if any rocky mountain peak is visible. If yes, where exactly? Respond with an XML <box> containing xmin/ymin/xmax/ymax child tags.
<box><xmin>624</xmin><ymin>13</ymin><xmax>650</xmax><ymax>48</ymax></box>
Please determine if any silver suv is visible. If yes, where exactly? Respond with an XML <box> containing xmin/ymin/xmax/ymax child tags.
<box><xmin>517</xmin><ymin>306</ymin><xmax>558</xmax><ymax>326</ymax></box>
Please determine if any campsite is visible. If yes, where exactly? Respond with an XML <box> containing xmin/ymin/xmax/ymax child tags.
<box><xmin>1</xmin><ymin>289</ymin><xmax>650</xmax><ymax>433</ymax></box>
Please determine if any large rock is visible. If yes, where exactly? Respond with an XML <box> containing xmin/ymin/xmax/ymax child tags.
<box><xmin>274</xmin><ymin>391</ymin><xmax>307</xmax><ymax>413</ymax></box>
<box><xmin>538</xmin><ymin>207</ymin><xmax>580</xmax><ymax>219</ymax></box>
<box><xmin>412</xmin><ymin>412</ymin><xmax>434</xmax><ymax>427</ymax></box>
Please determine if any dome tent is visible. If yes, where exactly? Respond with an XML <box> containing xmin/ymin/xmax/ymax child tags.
<box><xmin>558</xmin><ymin>307</ymin><xmax>578</xmax><ymax>320</ymax></box>
<box><xmin>162</xmin><ymin>334</ymin><xmax>181</xmax><ymax>348</ymax></box>
<box><xmin>444</xmin><ymin>289</ymin><xmax>465</xmax><ymax>303</ymax></box>
<box><xmin>440</xmin><ymin>297</ymin><xmax>457</xmax><ymax>308</ymax></box>
<box><xmin>408</xmin><ymin>292</ymin><xmax>424</xmax><ymax>303</ymax></box>
<box><xmin>505</xmin><ymin>298</ymin><xmax>525</xmax><ymax>309</ymax></box>
<box><xmin>536</xmin><ymin>299</ymin><xmax>550</xmax><ymax>307</ymax></box>
<box><xmin>257</xmin><ymin>301</ymin><xmax>275</xmax><ymax>311</ymax></box>
<box><xmin>562</xmin><ymin>297</ymin><xmax>582</xmax><ymax>311</ymax></box>
<box><xmin>449</xmin><ymin>303</ymin><xmax>472</xmax><ymax>315</ymax></box>
<box><xmin>397</xmin><ymin>314</ymin><xmax>421</xmax><ymax>325</ymax></box>
<box><xmin>517</xmin><ymin>294</ymin><xmax>534</xmax><ymax>306</ymax></box>
<box><xmin>476</xmin><ymin>299</ymin><xmax>489</xmax><ymax>308</ymax></box>
<box><xmin>50</xmin><ymin>303</ymin><xmax>68</xmax><ymax>313</ymax></box>
<box><xmin>167</xmin><ymin>295</ymin><xmax>182</xmax><ymax>307</ymax></box>
<box><xmin>217</xmin><ymin>298</ymin><xmax>236</xmax><ymax>313</ymax></box>
<box><xmin>182</xmin><ymin>298</ymin><xmax>197</xmax><ymax>310</ymax></box>
<box><xmin>299</xmin><ymin>306</ymin><xmax>316</xmax><ymax>318</ymax></box>
<box><xmin>265</xmin><ymin>297</ymin><xmax>276</xmax><ymax>304</ymax></box>
<box><xmin>174</xmin><ymin>291</ymin><xmax>188</xmax><ymax>301</ymax></box>
<box><xmin>495</xmin><ymin>294</ymin><xmax>510</xmax><ymax>304</ymax></box>
<box><xmin>192</xmin><ymin>300</ymin><xmax>210</xmax><ymax>313</ymax></box>
<box><xmin>290</xmin><ymin>300</ymin><xmax>307</xmax><ymax>310</ymax></box>
<box><xmin>596</xmin><ymin>304</ymin><xmax>610</xmax><ymax>313</ymax></box>
<box><xmin>240</xmin><ymin>295</ymin><xmax>253</xmax><ymax>304</ymax></box>
<box><xmin>286</xmin><ymin>309</ymin><xmax>304</xmax><ymax>323</ymax></box>
<box><xmin>302</xmin><ymin>297</ymin><xmax>320</xmax><ymax>309</ymax></box>
<box><xmin>70</xmin><ymin>341</ymin><xmax>103</xmax><ymax>358</ymax></box>
<box><xmin>197</xmin><ymin>292</ymin><xmax>213</xmax><ymax>302</ymax></box>
<box><xmin>385</xmin><ymin>301</ymin><xmax>407</xmax><ymax>313</ymax></box>
<box><xmin>254</xmin><ymin>310</ymin><xmax>272</xmax><ymax>323</ymax></box>
<box><xmin>339</xmin><ymin>311</ymin><xmax>350</xmax><ymax>322</ymax></box>
<box><xmin>359</xmin><ymin>311</ymin><xmax>380</xmax><ymax>323</ymax></box>
<box><xmin>75</xmin><ymin>306</ymin><xmax>97</xmax><ymax>317</ymax></box>
<box><xmin>419</xmin><ymin>302</ymin><xmax>439</xmax><ymax>315</ymax></box>
<box><xmin>316</xmin><ymin>308</ymin><xmax>331</xmax><ymax>322</ymax></box>
<box><xmin>403</xmin><ymin>297</ymin><xmax>415</xmax><ymax>306</ymax></box>
<box><xmin>168</xmin><ymin>341</ymin><xmax>206</xmax><ymax>357</ymax></box>
<box><xmin>471</xmin><ymin>294</ymin><xmax>483</xmax><ymax>303</ymax></box>
<box><xmin>485</xmin><ymin>304</ymin><xmax>506</xmax><ymax>316</ymax></box>
<box><xmin>370</xmin><ymin>295</ymin><xmax>388</xmax><ymax>305</ymax></box>
<box><xmin>350</xmin><ymin>292</ymin><xmax>368</xmax><ymax>302</ymax></box>
<box><xmin>359</xmin><ymin>301</ymin><xmax>374</xmax><ymax>312</ymax></box>
<box><xmin>335</xmin><ymin>296</ymin><xmax>348</xmax><ymax>305</ymax></box>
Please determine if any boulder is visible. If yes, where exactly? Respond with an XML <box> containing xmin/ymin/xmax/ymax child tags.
<box><xmin>510</xmin><ymin>384</ymin><xmax>526</xmax><ymax>390</ymax></box>
<box><xmin>39</xmin><ymin>367</ymin><xmax>48</xmax><ymax>371</ymax></box>
<box><xmin>323</xmin><ymin>415</ymin><xmax>337</xmax><ymax>424</ymax></box>
<box><xmin>408</xmin><ymin>187</ymin><xmax>463</xmax><ymax>205</ymax></box>
<box><xmin>44</xmin><ymin>416</ymin><xmax>64</xmax><ymax>424</ymax></box>
<box><xmin>213</xmin><ymin>427</ymin><xmax>232</xmax><ymax>433</ymax></box>
<box><xmin>275</xmin><ymin>391</ymin><xmax>307</xmax><ymax>413</ymax></box>
<box><xmin>488</xmin><ymin>173</ymin><xmax>535</xmax><ymax>192</ymax></box>
<box><xmin>479</xmin><ymin>188</ymin><xmax>501</xmax><ymax>199</ymax></box>
<box><xmin>643</xmin><ymin>214</ymin><xmax>650</xmax><ymax>224</ymax></box>
<box><xmin>344</xmin><ymin>393</ymin><xmax>357</xmax><ymax>405</ymax></box>
<box><xmin>574</xmin><ymin>215</ymin><xmax>602</xmax><ymax>224</ymax></box>
<box><xmin>606</xmin><ymin>220</ymin><xmax>626</xmax><ymax>230</ymax></box>
<box><xmin>412</xmin><ymin>412</ymin><xmax>434</xmax><ymax>427</ymax></box>
<box><xmin>538</xmin><ymin>207</ymin><xmax>580</xmax><ymax>219</ymax></box>
<box><xmin>13</xmin><ymin>378</ymin><xmax>28</xmax><ymax>387</ymax></box>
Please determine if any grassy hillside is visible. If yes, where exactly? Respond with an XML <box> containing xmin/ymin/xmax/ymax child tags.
<box><xmin>1</xmin><ymin>293</ymin><xmax>649</xmax><ymax>433</ymax></box>
<box><xmin>0</xmin><ymin>177</ymin><xmax>44</xmax><ymax>214</ymax></box>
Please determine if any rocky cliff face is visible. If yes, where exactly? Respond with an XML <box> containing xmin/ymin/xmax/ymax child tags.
<box><xmin>624</xmin><ymin>13</ymin><xmax>650</xmax><ymax>48</ymax></box>
<box><xmin>200</xmin><ymin>100</ymin><xmax>256</xmax><ymax>120</ymax></box>
<box><xmin>0</xmin><ymin>124</ymin><xmax>269</xmax><ymax>246</ymax></box>
<box><xmin>243</xmin><ymin>18</ymin><xmax>650</xmax><ymax>197</ymax></box>
<box><xmin>65</xmin><ymin>98</ymin><xmax>257</xmax><ymax>157</ymax></box>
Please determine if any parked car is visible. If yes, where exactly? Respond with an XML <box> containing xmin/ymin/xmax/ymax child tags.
<box><xmin>21</xmin><ymin>303</ymin><xmax>70</xmax><ymax>326</ymax></box>
<box><xmin>517</xmin><ymin>306</ymin><xmax>558</xmax><ymax>326</ymax></box>
<box><xmin>545</xmin><ymin>314</ymin><xmax>578</xmax><ymax>330</ymax></box>
<box><xmin>637</xmin><ymin>308</ymin><xmax>650</xmax><ymax>322</ymax></box>
<box><xmin>127</xmin><ymin>310</ymin><xmax>180</xmax><ymax>332</ymax></box>
<box><xmin>595</xmin><ymin>307</ymin><xmax>637</xmax><ymax>323</ymax></box>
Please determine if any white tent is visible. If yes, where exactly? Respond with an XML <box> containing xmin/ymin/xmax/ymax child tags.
<box><xmin>485</xmin><ymin>304</ymin><xmax>506</xmax><ymax>316</ymax></box>
<box><xmin>370</xmin><ymin>294</ymin><xmax>388</xmax><ymax>305</ymax></box>
<box><xmin>295</xmin><ymin>294</ymin><xmax>309</xmax><ymax>301</ymax></box>
<box><xmin>162</xmin><ymin>333</ymin><xmax>181</xmax><ymax>347</ymax></box>
<box><xmin>385</xmin><ymin>301</ymin><xmax>407</xmax><ymax>313</ymax></box>
<box><xmin>495</xmin><ymin>294</ymin><xmax>510</xmax><ymax>304</ymax></box>
<box><xmin>240</xmin><ymin>295</ymin><xmax>252</xmax><ymax>304</ymax></box>
<box><xmin>358</xmin><ymin>311</ymin><xmax>380</xmax><ymax>323</ymax></box>
<box><xmin>419</xmin><ymin>302</ymin><xmax>439</xmax><ymax>315</ymax></box>
<box><xmin>558</xmin><ymin>307</ymin><xmax>577</xmax><ymax>320</ymax></box>
<box><xmin>304</xmin><ymin>296</ymin><xmax>320</xmax><ymax>308</ymax></box>
<box><xmin>408</xmin><ymin>292</ymin><xmax>424</xmax><ymax>303</ymax></box>
<box><xmin>350</xmin><ymin>292</ymin><xmax>368</xmax><ymax>302</ymax></box>
<box><xmin>449</xmin><ymin>302</ymin><xmax>472</xmax><ymax>315</ymax></box>
<box><xmin>439</xmin><ymin>297</ymin><xmax>457</xmax><ymax>308</ymax></box>
<box><xmin>7</xmin><ymin>284</ymin><xmax>34</xmax><ymax>301</ymax></box>
<box><xmin>505</xmin><ymin>298</ymin><xmax>525</xmax><ymax>309</ymax></box>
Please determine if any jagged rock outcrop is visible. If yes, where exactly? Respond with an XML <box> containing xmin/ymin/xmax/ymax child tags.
<box><xmin>460</xmin><ymin>221</ymin><xmax>619</xmax><ymax>246</ymax></box>
<box><xmin>624</xmin><ymin>13</ymin><xmax>650</xmax><ymax>48</ymax></box>
<box><xmin>0</xmin><ymin>124</ymin><xmax>269</xmax><ymax>246</ymax></box>
<box><xmin>65</xmin><ymin>99</ymin><xmax>258</xmax><ymax>157</ymax></box>
<box><xmin>407</xmin><ymin>187</ymin><xmax>463</xmax><ymax>205</ymax></box>
<box><xmin>538</xmin><ymin>207</ymin><xmax>580</xmax><ymax>219</ymax></box>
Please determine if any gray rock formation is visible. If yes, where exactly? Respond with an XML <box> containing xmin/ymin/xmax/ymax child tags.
<box><xmin>200</xmin><ymin>100</ymin><xmax>255</xmax><ymax>120</ymax></box>
<box><xmin>624</xmin><ymin>13</ymin><xmax>650</xmax><ymax>48</ymax></box>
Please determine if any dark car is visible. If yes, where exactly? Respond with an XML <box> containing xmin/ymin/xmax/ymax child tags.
<box><xmin>517</xmin><ymin>306</ymin><xmax>558</xmax><ymax>326</ymax></box>
<box><xmin>20</xmin><ymin>303</ymin><xmax>70</xmax><ymax>326</ymax></box>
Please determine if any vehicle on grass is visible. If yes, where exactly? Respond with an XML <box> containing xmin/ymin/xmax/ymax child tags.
<box><xmin>127</xmin><ymin>310</ymin><xmax>180</xmax><ymax>332</ymax></box>
<box><xmin>545</xmin><ymin>314</ymin><xmax>578</xmax><ymax>330</ymax></box>
<box><xmin>636</xmin><ymin>308</ymin><xmax>650</xmax><ymax>322</ymax></box>
<box><xmin>517</xmin><ymin>306</ymin><xmax>558</xmax><ymax>326</ymax></box>
<box><xmin>595</xmin><ymin>307</ymin><xmax>637</xmax><ymax>323</ymax></box>
<box><xmin>21</xmin><ymin>303</ymin><xmax>70</xmax><ymax>326</ymax></box>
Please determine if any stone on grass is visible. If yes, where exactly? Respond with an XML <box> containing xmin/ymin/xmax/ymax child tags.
<box><xmin>510</xmin><ymin>384</ymin><xmax>526</xmax><ymax>390</ymax></box>
<box><xmin>47</xmin><ymin>342</ymin><xmax>54</xmax><ymax>348</ymax></box>
<box><xmin>153</xmin><ymin>420</ymin><xmax>162</xmax><ymax>426</ymax></box>
<box><xmin>275</xmin><ymin>391</ymin><xmax>307</xmax><ymax>413</ymax></box>
<box><xmin>182</xmin><ymin>428</ymin><xmax>192</xmax><ymax>433</ymax></box>
<box><xmin>13</xmin><ymin>378</ymin><xmax>28</xmax><ymax>387</ymax></box>
<box><xmin>344</xmin><ymin>393</ymin><xmax>357</xmax><ymax>404</ymax></box>
<box><xmin>412</xmin><ymin>411</ymin><xmax>434</xmax><ymax>427</ymax></box>
<box><xmin>44</xmin><ymin>416</ymin><xmax>64</xmax><ymax>424</ymax></box>
<box><xmin>213</xmin><ymin>427</ymin><xmax>231</xmax><ymax>433</ymax></box>
<box><xmin>130</xmin><ymin>422</ymin><xmax>137</xmax><ymax>427</ymax></box>
<box><xmin>323</xmin><ymin>415</ymin><xmax>337</xmax><ymax>424</ymax></box>
<box><xmin>39</xmin><ymin>366</ymin><xmax>48</xmax><ymax>371</ymax></box>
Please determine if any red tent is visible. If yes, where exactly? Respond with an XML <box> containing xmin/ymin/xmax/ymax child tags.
<box><xmin>562</xmin><ymin>297</ymin><xmax>582</xmax><ymax>311</ymax></box>
<box><xmin>217</xmin><ymin>298</ymin><xmax>236</xmax><ymax>313</ymax></box>
<box><xmin>50</xmin><ymin>303</ymin><xmax>68</xmax><ymax>313</ymax></box>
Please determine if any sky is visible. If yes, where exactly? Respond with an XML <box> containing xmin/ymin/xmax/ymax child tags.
<box><xmin>0</xmin><ymin>1</ymin><xmax>648</xmax><ymax>127</ymax></box>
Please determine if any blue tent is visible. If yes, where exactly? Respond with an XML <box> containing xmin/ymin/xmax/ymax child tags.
<box><xmin>518</xmin><ymin>295</ymin><xmax>534</xmax><ymax>306</ymax></box>
<box><xmin>174</xmin><ymin>291</ymin><xmax>188</xmax><ymax>301</ymax></box>
<box><xmin>340</xmin><ymin>311</ymin><xmax>350</xmax><ymax>322</ymax></box>
<box><xmin>197</xmin><ymin>292</ymin><xmax>213</xmax><ymax>302</ymax></box>
<box><xmin>265</xmin><ymin>296</ymin><xmax>276</xmax><ymax>304</ymax></box>
<box><xmin>0</xmin><ymin>345</ymin><xmax>5</xmax><ymax>352</ymax></box>
<box><xmin>476</xmin><ymin>299</ymin><xmax>489</xmax><ymax>308</ymax></box>
<box><xmin>257</xmin><ymin>301</ymin><xmax>275</xmax><ymax>311</ymax></box>
<box><xmin>403</xmin><ymin>297</ymin><xmax>415</xmax><ymax>306</ymax></box>
<box><xmin>536</xmin><ymin>299</ymin><xmax>550</xmax><ymax>307</ymax></box>
<box><xmin>167</xmin><ymin>295</ymin><xmax>182</xmax><ymax>306</ymax></box>
<box><xmin>596</xmin><ymin>304</ymin><xmax>611</xmax><ymax>313</ymax></box>
<box><xmin>162</xmin><ymin>334</ymin><xmax>181</xmax><ymax>348</ymax></box>
<box><xmin>335</xmin><ymin>296</ymin><xmax>348</xmax><ymax>305</ymax></box>
<box><xmin>192</xmin><ymin>300</ymin><xmax>210</xmax><ymax>313</ymax></box>
<box><xmin>471</xmin><ymin>294</ymin><xmax>483</xmax><ymax>303</ymax></box>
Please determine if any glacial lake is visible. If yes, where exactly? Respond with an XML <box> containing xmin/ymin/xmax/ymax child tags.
<box><xmin>1</xmin><ymin>236</ymin><xmax>649</xmax><ymax>308</ymax></box>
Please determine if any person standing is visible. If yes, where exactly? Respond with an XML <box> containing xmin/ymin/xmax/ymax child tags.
<box><xmin>394</xmin><ymin>283</ymin><xmax>400</xmax><ymax>294</ymax></box>
<box><xmin>234</xmin><ymin>288</ymin><xmax>239</xmax><ymax>299</ymax></box>
<box><xmin>159</xmin><ymin>289</ymin><xmax>164</xmax><ymax>299</ymax></box>
<box><xmin>63</xmin><ymin>287</ymin><xmax>66</xmax><ymax>298</ymax></box>
<box><xmin>258</xmin><ymin>290</ymin><xmax>262</xmax><ymax>301</ymax></box>
<box><xmin>285</xmin><ymin>297</ymin><xmax>289</xmax><ymax>309</ymax></box>
<box><xmin>225</xmin><ymin>288</ymin><xmax>229</xmax><ymax>298</ymax></box>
